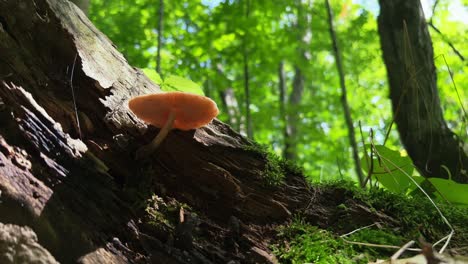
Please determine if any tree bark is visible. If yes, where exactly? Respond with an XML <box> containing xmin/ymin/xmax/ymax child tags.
<box><xmin>70</xmin><ymin>0</ymin><xmax>89</xmax><ymax>15</ymax></box>
<box><xmin>377</xmin><ymin>0</ymin><xmax>468</xmax><ymax>183</ymax></box>
<box><xmin>0</xmin><ymin>0</ymin><xmax>418</xmax><ymax>263</ymax></box>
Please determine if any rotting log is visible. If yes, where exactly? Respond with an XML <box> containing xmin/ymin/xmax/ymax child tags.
<box><xmin>0</xmin><ymin>1</ymin><xmax>401</xmax><ymax>263</ymax></box>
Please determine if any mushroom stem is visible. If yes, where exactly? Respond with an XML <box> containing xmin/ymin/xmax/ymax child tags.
<box><xmin>136</xmin><ymin>110</ymin><xmax>176</xmax><ymax>159</ymax></box>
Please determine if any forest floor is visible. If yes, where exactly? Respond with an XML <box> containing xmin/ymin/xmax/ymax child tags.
<box><xmin>136</xmin><ymin>148</ymin><xmax>468</xmax><ymax>264</ymax></box>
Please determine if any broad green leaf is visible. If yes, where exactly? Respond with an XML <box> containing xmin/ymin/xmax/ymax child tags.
<box><xmin>142</xmin><ymin>68</ymin><xmax>163</xmax><ymax>85</ymax></box>
<box><xmin>361</xmin><ymin>145</ymin><xmax>416</xmax><ymax>193</ymax></box>
<box><xmin>162</xmin><ymin>75</ymin><xmax>204</xmax><ymax>96</ymax></box>
<box><xmin>428</xmin><ymin>178</ymin><xmax>468</xmax><ymax>206</ymax></box>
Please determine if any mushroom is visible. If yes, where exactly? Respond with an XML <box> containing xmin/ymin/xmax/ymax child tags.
<box><xmin>128</xmin><ymin>91</ymin><xmax>219</xmax><ymax>159</ymax></box>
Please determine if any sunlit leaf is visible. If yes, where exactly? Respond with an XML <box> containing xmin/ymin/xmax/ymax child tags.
<box><xmin>428</xmin><ymin>178</ymin><xmax>468</xmax><ymax>206</ymax></box>
<box><xmin>361</xmin><ymin>145</ymin><xmax>418</xmax><ymax>193</ymax></box>
<box><xmin>212</xmin><ymin>33</ymin><xmax>236</xmax><ymax>51</ymax></box>
<box><xmin>142</xmin><ymin>68</ymin><xmax>163</xmax><ymax>85</ymax></box>
<box><xmin>162</xmin><ymin>75</ymin><xmax>204</xmax><ymax>96</ymax></box>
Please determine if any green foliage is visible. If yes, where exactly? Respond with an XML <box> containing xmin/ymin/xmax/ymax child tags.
<box><xmin>162</xmin><ymin>75</ymin><xmax>204</xmax><ymax>95</ymax></box>
<box><xmin>142</xmin><ymin>68</ymin><xmax>163</xmax><ymax>84</ymax></box>
<box><xmin>428</xmin><ymin>178</ymin><xmax>468</xmax><ymax>206</ymax></box>
<box><xmin>142</xmin><ymin>69</ymin><xmax>205</xmax><ymax>95</ymax></box>
<box><xmin>361</xmin><ymin>144</ymin><xmax>468</xmax><ymax>207</ymax></box>
<box><xmin>361</xmin><ymin>144</ymin><xmax>416</xmax><ymax>194</ymax></box>
<box><xmin>89</xmin><ymin>0</ymin><xmax>467</xmax><ymax>182</ymax></box>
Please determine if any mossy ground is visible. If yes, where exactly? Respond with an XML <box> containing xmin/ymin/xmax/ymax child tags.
<box><xmin>272</xmin><ymin>219</ymin><xmax>404</xmax><ymax>263</ymax></box>
<box><xmin>272</xmin><ymin>180</ymin><xmax>468</xmax><ymax>263</ymax></box>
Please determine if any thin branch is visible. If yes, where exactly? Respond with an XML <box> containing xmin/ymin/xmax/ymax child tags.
<box><xmin>429</xmin><ymin>0</ymin><xmax>440</xmax><ymax>23</ymax></box>
<box><xmin>391</xmin><ymin>240</ymin><xmax>416</xmax><ymax>260</ymax></box>
<box><xmin>428</xmin><ymin>0</ymin><xmax>464</xmax><ymax>62</ymax></box>
<box><xmin>428</xmin><ymin>22</ymin><xmax>465</xmax><ymax>62</ymax></box>
<box><xmin>340</xmin><ymin>223</ymin><xmax>421</xmax><ymax>252</ymax></box>
<box><xmin>362</xmin><ymin>128</ymin><xmax>374</xmax><ymax>187</ymax></box>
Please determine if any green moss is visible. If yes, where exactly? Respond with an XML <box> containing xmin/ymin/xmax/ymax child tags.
<box><xmin>273</xmin><ymin>181</ymin><xmax>468</xmax><ymax>262</ymax></box>
<box><xmin>346</xmin><ymin>228</ymin><xmax>405</xmax><ymax>257</ymax></box>
<box><xmin>143</xmin><ymin>195</ymin><xmax>191</xmax><ymax>231</ymax></box>
<box><xmin>272</xmin><ymin>218</ymin><xmax>389</xmax><ymax>263</ymax></box>
<box><xmin>360</xmin><ymin>188</ymin><xmax>468</xmax><ymax>247</ymax></box>
<box><xmin>264</xmin><ymin>152</ymin><xmax>286</xmax><ymax>186</ymax></box>
<box><xmin>243</xmin><ymin>143</ymin><xmax>304</xmax><ymax>186</ymax></box>
<box><xmin>317</xmin><ymin>180</ymin><xmax>468</xmax><ymax>241</ymax></box>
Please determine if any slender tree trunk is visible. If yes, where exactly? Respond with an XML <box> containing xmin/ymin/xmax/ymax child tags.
<box><xmin>242</xmin><ymin>0</ymin><xmax>253</xmax><ymax>139</ymax></box>
<box><xmin>284</xmin><ymin>1</ymin><xmax>309</xmax><ymax>161</ymax></box>
<box><xmin>278</xmin><ymin>61</ymin><xmax>290</xmax><ymax>158</ymax></box>
<box><xmin>286</xmin><ymin>66</ymin><xmax>304</xmax><ymax>161</ymax></box>
<box><xmin>156</xmin><ymin>0</ymin><xmax>164</xmax><ymax>75</ymax></box>
<box><xmin>203</xmin><ymin>78</ymin><xmax>212</xmax><ymax>99</ymax></box>
<box><xmin>325</xmin><ymin>0</ymin><xmax>365</xmax><ymax>186</ymax></box>
<box><xmin>215</xmin><ymin>63</ymin><xmax>244</xmax><ymax>133</ymax></box>
<box><xmin>378</xmin><ymin>0</ymin><xmax>468</xmax><ymax>183</ymax></box>
<box><xmin>221</xmin><ymin>88</ymin><xmax>243</xmax><ymax>133</ymax></box>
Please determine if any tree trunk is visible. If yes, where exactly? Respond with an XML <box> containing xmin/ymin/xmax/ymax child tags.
<box><xmin>325</xmin><ymin>0</ymin><xmax>364</xmax><ymax>186</ymax></box>
<box><xmin>0</xmin><ymin>0</ymin><xmax>414</xmax><ymax>263</ymax></box>
<box><xmin>284</xmin><ymin>1</ymin><xmax>308</xmax><ymax>161</ymax></box>
<box><xmin>243</xmin><ymin>0</ymin><xmax>253</xmax><ymax>139</ymax></box>
<box><xmin>377</xmin><ymin>0</ymin><xmax>468</xmax><ymax>183</ymax></box>
<box><xmin>278</xmin><ymin>61</ymin><xmax>290</xmax><ymax>159</ymax></box>
<box><xmin>156</xmin><ymin>0</ymin><xmax>164</xmax><ymax>75</ymax></box>
<box><xmin>286</xmin><ymin>65</ymin><xmax>304</xmax><ymax>161</ymax></box>
<box><xmin>215</xmin><ymin>63</ymin><xmax>244</xmax><ymax>133</ymax></box>
<box><xmin>70</xmin><ymin>0</ymin><xmax>89</xmax><ymax>15</ymax></box>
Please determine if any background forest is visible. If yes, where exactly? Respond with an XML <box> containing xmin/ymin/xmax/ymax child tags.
<box><xmin>89</xmin><ymin>0</ymin><xmax>467</xmax><ymax>182</ymax></box>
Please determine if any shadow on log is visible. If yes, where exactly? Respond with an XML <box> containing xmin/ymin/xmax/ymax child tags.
<box><xmin>0</xmin><ymin>0</ymin><xmax>401</xmax><ymax>263</ymax></box>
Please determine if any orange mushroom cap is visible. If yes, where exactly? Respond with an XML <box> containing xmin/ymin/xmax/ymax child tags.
<box><xmin>128</xmin><ymin>92</ymin><xmax>219</xmax><ymax>131</ymax></box>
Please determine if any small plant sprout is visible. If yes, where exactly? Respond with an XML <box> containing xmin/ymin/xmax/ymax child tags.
<box><xmin>128</xmin><ymin>91</ymin><xmax>219</xmax><ymax>159</ymax></box>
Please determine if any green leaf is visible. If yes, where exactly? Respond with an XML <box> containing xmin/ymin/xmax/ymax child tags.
<box><xmin>142</xmin><ymin>68</ymin><xmax>163</xmax><ymax>85</ymax></box>
<box><xmin>361</xmin><ymin>145</ymin><xmax>418</xmax><ymax>193</ymax></box>
<box><xmin>212</xmin><ymin>33</ymin><xmax>236</xmax><ymax>51</ymax></box>
<box><xmin>162</xmin><ymin>75</ymin><xmax>205</xmax><ymax>96</ymax></box>
<box><xmin>428</xmin><ymin>178</ymin><xmax>468</xmax><ymax>206</ymax></box>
